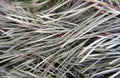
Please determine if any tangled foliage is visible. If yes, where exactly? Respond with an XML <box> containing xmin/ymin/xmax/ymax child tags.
<box><xmin>0</xmin><ymin>0</ymin><xmax>120</xmax><ymax>78</ymax></box>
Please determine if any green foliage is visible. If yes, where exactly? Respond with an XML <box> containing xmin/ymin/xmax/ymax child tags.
<box><xmin>17</xmin><ymin>0</ymin><xmax>31</xmax><ymax>2</ymax></box>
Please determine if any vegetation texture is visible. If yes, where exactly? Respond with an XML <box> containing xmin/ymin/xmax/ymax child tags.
<box><xmin>0</xmin><ymin>0</ymin><xmax>120</xmax><ymax>78</ymax></box>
